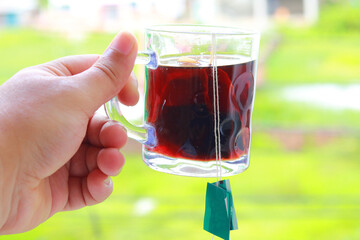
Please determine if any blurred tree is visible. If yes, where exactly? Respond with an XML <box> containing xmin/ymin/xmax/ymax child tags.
<box><xmin>321</xmin><ymin>0</ymin><xmax>348</xmax><ymax>5</ymax></box>
<box><xmin>350</xmin><ymin>0</ymin><xmax>360</xmax><ymax>6</ymax></box>
<box><xmin>317</xmin><ymin>2</ymin><xmax>360</xmax><ymax>33</ymax></box>
<box><xmin>38</xmin><ymin>0</ymin><xmax>49</xmax><ymax>10</ymax></box>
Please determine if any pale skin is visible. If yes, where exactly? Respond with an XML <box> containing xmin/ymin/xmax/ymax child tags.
<box><xmin>0</xmin><ymin>32</ymin><xmax>139</xmax><ymax>234</ymax></box>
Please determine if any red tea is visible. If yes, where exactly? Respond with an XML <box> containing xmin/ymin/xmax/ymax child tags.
<box><xmin>145</xmin><ymin>57</ymin><xmax>255</xmax><ymax>161</ymax></box>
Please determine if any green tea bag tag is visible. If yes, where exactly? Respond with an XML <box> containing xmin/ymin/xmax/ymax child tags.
<box><xmin>203</xmin><ymin>179</ymin><xmax>238</xmax><ymax>240</ymax></box>
<box><xmin>219</xmin><ymin>179</ymin><xmax>238</xmax><ymax>231</ymax></box>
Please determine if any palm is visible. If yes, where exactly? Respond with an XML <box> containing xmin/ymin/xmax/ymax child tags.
<box><xmin>0</xmin><ymin>57</ymin><xmax>132</xmax><ymax>234</ymax></box>
<box><xmin>0</xmin><ymin>32</ymin><xmax>138</xmax><ymax>234</ymax></box>
<box><xmin>6</xmin><ymin>102</ymin><xmax>127</xmax><ymax>233</ymax></box>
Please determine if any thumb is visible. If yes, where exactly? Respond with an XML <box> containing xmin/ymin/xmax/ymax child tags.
<box><xmin>73</xmin><ymin>32</ymin><xmax>138</xmax><ymax>114</ymax></box>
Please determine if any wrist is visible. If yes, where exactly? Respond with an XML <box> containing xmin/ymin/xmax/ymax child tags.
<box><xmin>0</xmin><ymin>161</ymin><xmax>18</xmax><ymax>235</ymax></box>
<box><xmin>0</xmin><ymin>91</ymin><xmax>18</xmax><ymax>234</ymax></box>
<box><xmin>0</xmin><ymin>140</ymin><xmax>10</xmax><ymax>234</ymax></box>
<box><xmin>0</xmin><ymin>158</ymin><xmax>7</xmax><ymax>234</ymax></box>
<box><xmin>0</xmin><ymin>122</ymin><xmax>8</xmax><ymax>234</ymax></box>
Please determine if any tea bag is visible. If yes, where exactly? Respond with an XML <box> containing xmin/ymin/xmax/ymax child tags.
<box><xmin>203</xmin><ymin>180</ymin><xmax>238</xmax><ymax>240</ymax></box>
<box><xmin>203</xmin><ymin>34</ymin><xmax>238</xmax><ymax>240</ymax></box>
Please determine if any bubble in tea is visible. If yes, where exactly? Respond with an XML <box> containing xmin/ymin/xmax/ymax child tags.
<box><xmin>145</xmin><ymin>56</ymin><xmax>255</xmax><ymax>161</ymax></box>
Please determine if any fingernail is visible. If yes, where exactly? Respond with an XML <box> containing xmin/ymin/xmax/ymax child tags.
<box><xmin>107</xmin><ymin>32</ymin><xmax>134</xmax><ymax>55</ymax></box>
<box><xmin>104</xmin><ymin>177</ymin><xmax>112</xmax><ymax>187</ymax></box>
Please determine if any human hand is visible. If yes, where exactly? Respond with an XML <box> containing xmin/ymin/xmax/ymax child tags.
<box><xmin>0</xmin><ymin>32</ymin><xmax>138</xmax><ymax>234</ymax></box>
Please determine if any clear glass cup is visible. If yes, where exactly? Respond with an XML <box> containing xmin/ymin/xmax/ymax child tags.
<box><xmin>105</xmin><ymin>24</ymin><xmax>260</xmax><ymax>177</ymax></box>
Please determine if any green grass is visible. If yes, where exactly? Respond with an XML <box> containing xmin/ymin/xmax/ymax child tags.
<box><xmin>253</xmin><ymin>86</ymin><xmax>360</xmax><ymax>131</ymax></box>
<box><xmin>0</xmin><ymin>29</ymin><xmax>115</xmax><ymax>84</ymax></box>
<box><xmin>257</xmin><ymin>25</ymin><xmax>360</xmax><ymax>131</ymax></box>
<box><xmin>1</xmin><ymin>28</ymin><xmax>360</xmax><ymax>239</ymax></box>
<box><xmin>265</xmin><ymin>28</ymin><xmax>360</xmax><ymax>84</ymax></box>
<box><xmin>2</xmin><ymin>132</ymin><xmax>360</xmax><ymax>240</ymax></box>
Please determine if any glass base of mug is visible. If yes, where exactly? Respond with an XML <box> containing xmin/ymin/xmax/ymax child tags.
<box><xmin>142</xmin><ymin>147</ymin><xmax>249</xmax><ymax>178</ymax></box>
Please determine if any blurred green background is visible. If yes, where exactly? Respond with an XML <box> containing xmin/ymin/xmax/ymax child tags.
<box><xmin>0</xmin><ymin>0</ymin><xmax>359</xmax><ymax>239</ymax></box>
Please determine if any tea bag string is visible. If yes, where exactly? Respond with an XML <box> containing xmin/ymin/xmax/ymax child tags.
<box><xmin>211</xmin><ymin>33</ymin><xmax>222</xmax><ymax>185</ymax></box>
<box><xmin>211</xmin><ymin>33</ymin><xmax>229</xmax><ymax>240</ymax></box>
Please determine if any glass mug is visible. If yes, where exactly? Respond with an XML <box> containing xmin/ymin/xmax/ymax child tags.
<box><xmin>105</xmin><ymin>25</ymin><xmax>260</xmax><ymax>177</ymax></box>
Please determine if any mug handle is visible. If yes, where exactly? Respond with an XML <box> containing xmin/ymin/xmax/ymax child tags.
<box><xmin>104</xmin><ymin>50</ymin><xmax>157</xmax><ymax>147</ymax></box>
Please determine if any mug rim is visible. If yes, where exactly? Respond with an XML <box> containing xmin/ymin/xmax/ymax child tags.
<box><xmin>145</xmin><ymin>24</ymin><xmax>259</xmax><ymax>36</ymax></box>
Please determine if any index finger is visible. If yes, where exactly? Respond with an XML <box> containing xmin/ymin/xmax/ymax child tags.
<box><xmin>41</xmin><ymin>54</ymin><xmax>100</xmax><ymax>76</ymax></box>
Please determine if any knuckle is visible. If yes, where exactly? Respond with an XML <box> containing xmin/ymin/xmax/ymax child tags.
<box><xmin>93</xmin><ymin>62</ymin><xmax>119</xmax><ymax>88</ymax></box>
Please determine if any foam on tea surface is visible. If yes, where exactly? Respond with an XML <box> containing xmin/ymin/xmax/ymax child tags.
<box><xmin>159</xmin><ymin>55</ymin><xmax>253</xmax><ymax>67</ymax></box>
